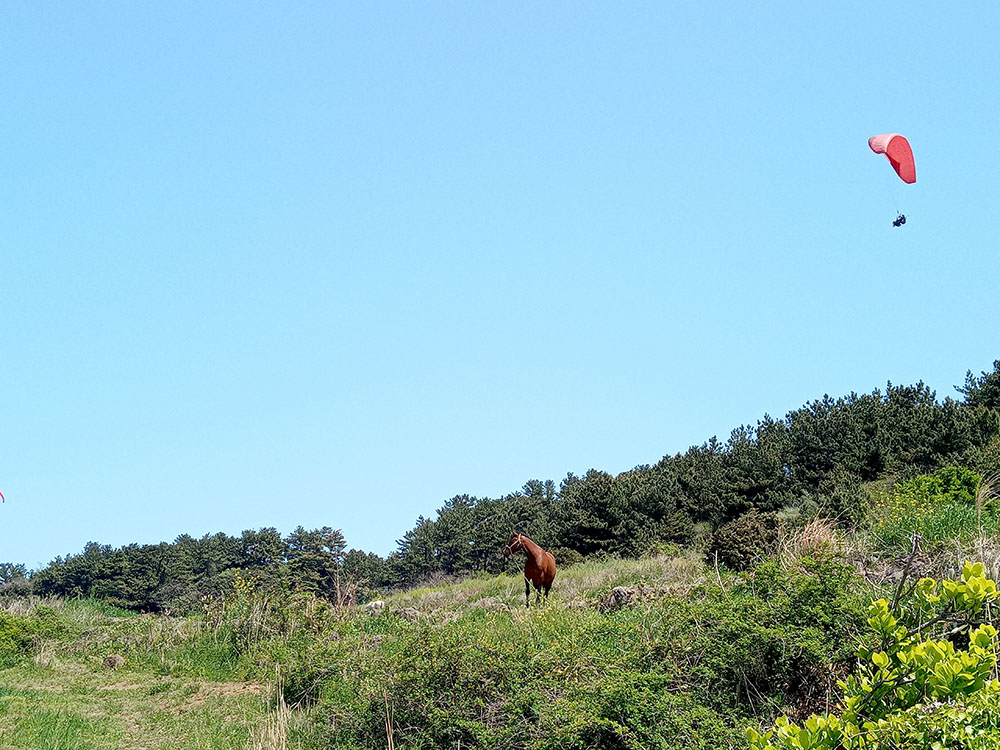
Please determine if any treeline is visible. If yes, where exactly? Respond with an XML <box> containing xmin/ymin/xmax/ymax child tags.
<box><xmin>14</xmin><ymin>362</ymin><xmax>1000</xmax><ymax>612</ymax></box>
<box><xmin>25</xmin><ymin>526</ymin><xmax>385</xmax><ymax>613</ymax></box>
<box><xmin>389</xmin><ymin>366</ymin><xmax>1000</xmax><ymax>584</ymax></box>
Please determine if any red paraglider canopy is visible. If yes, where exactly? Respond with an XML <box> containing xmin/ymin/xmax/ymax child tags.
<box><xmin>869</xmin><ymin>133</ymin><xmax>916</xmax><ymax>184</ymax></box>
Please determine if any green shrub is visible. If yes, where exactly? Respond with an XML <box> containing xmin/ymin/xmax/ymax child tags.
<box><xmin>535</xmin><ymin>673</ymin><xmax>739</xmax><ymax>749</ymax></box>
<box><xmin>204</xmin><ymin>571</ymin><xmax>336</xmax><ymax>658</ymax></box>
<box><xmin>0</xmin><ymin>612</ymin><xmax>40</xmax><ymax>659</ymax></box>
<box><xmin>748</xmin><ymin>562</ymin><xmax>1000</xmax><ymax>749</ymax></box>
<box><xmin>296</xmin><ymin>549</ymin><xmax>869</xmax><ymax>749</ymax></box>
<box><xmin>709</xmin><ymin>510</ymin><xmax>781</xmax><ymax>571</ymax></box>
<box><xmin>298</xmin><ymin>599</ymin><xmax>761</xmax><ymax>749</ymax></box>
<box><xmin>649</xmin><ymin>552</ymin><xmax>865</xmax><ymax>723</ymax></box>
<box><xmin>751</xmin><ymin>554</ymin><xmax>864</xmax><ymax>632</ymax></box>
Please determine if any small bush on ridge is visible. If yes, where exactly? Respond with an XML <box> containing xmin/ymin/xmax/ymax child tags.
<box><xmin>709</xmin><ymin>510</ymin><xmax>781</xmax><ymax>571</ymax></box>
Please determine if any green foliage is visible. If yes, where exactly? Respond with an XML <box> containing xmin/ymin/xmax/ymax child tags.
<box><xmin>25</xmin><ymin>366</ymin><xmax>1000</xmax><ymax>601</ymax></box>
<box><xmin>303</xmin><ymin>602</ymin><xmax>752</xmax><ymax>749</ymax></box>
<box><xmin>272</xmin><ymin>550</ymin><xmax>866</xmax><ymax>748</ymax></box>
<box><xmin>285</xmin><ymin>525</ymin><xmax>347</xmax><ymax>598</ymax></box>
<box><xmin>0</xmin><ymin>562</ymin><xmax>28</xmax><ymax>585</ymax></box>
<box><xmin>747</xmin><ymin>562</ymin><xmax>1000</xmax><ymax>750</ymax></box>
<box><xmin>683</xmin><ymin>553</ymin><xmax>866</xmax><ymax>718</ymax></box>
<box><xmin>204</xmin><ymin>572</ymin><xmax>335</xmax><ymax>658</ymax></box>
<box><xmin>709</xmin><ymin>510</ymin><xmax>781</xmax><ymax>571</ymax></box>
<box><xmin>866</xmin><ymin>466</ymin><xmax>999</xmax><ymax>554</ymax></box>
<box><xmin>958</xmin><ymin>360</ymin><xmax>1000</xmax><ymax>411</ymax></box>
<box><xmin>902</xmin><ymin>465</ymin><xmax>979</xmax><ymax>506</ymax></box>
<box><xmin>342</xmin><ymin>547</ymin><xmax>393</xmax><ymax>594</ymax></box>
<box><xmin>875</xmin><ymin>687</ymin><xmax>1000</xmax><ymax>749</ymax></box>
<box><xmin>752</xmin><ymin>554</ymin><xmax>864</xmax><ymax>631</ymax></box>
<box><xmin>31</xmin><ymin>525</ymin><xmax>368</xmax><ymax>614</ymax></box>
<box><xmin>0</xmin><ymin>612</ymin><xmax>40</xmax><ymax>659</ymax></box>
<box><xmin>534</xmin><ymin>674</ymin><xmax>736</xmax><ymax>750</ymax></box>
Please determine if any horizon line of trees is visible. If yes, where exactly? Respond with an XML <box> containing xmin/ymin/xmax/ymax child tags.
<box><xmin>8</xmin><ymin>361</ymin><xmax>1000</xmax><ymax>612</ymax></box>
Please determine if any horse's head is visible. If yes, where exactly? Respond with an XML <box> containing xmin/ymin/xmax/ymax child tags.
<box><xmin>502</xmin><ymin>531</ymin><xmax>523</xmax><ymax>557</ymax></box>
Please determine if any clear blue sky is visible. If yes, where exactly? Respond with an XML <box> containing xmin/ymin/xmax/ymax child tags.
<box><xmin>2</xmin><ymin>3</ymin><xmax>998</xmax><ymax>569</ymax></box>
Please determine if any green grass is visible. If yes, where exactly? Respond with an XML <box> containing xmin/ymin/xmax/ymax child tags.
<box><xmin>0</xmin><ymin>546</ymin><xmax>877</xmax><ymax>749</ymax></box>
<box><xmin>861</xmin><ymin>467</ymin><xmax>1000</xmax><ymax>558</ymax></box>
<box><xmin>386</xmin><ymin>548</ymin><xmax>708</xmax><ymax>614</ymax></box>
<box><xmin>0</xmin><ymin>660</ymin><xmax>261</xmax><ymax>749</ymax></box>
<box><xmin>0</xmin><ymin>598</ymin><xmax>270</xmax><ymax>750</ymax></box>
<box><xmin>6</xmin><ymin>467</ymin><xmax>998</xmax><ymax>748</ymax></box>
<box><xmin>227</xmin><ymin>548</ymin><xmax>866</xmax><ymax>749</ymax></box>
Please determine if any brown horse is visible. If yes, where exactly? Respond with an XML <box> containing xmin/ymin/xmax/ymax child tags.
<box><xmin>503</xmin><ymin>531</ymin><xmax>556</xmax><ymax>608</ymax></box>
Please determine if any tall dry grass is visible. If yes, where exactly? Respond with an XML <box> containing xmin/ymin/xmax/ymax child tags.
<box><xmin>247</xmin><ymin>682</ymin><xmax>291</xmax><ymax>750</ymax></box>
<box><xmin>781</xmin><ymin>517</ymin><xmax>841</xmax><ymax>563</ymax></box>
<box><xmin>0</xmin><ymin>595</ymin><xmax>65</xmax><ymax>616</ymax></box>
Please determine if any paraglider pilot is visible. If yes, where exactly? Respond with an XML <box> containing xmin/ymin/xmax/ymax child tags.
<box><xmin>892</xmin><ymin>214</ymin><xmax>906</xmax><ymax>227</ymax></box>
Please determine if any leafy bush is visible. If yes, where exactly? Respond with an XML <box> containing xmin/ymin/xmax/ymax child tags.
<box><xmin>310</xmin><ymin>607</ymin><xmax>752</xmax><ymax>750</ymax></box>
<box><xmin>284</xmin><ymin>549</ymin><xmax>868</xmax><ymax>749</ymax></box>
<box><xmin>684</xmin><ymin>553</ymin><xmax>866</xmax><ymax>718</ymax></box>
<box><xmin>204</xmin><ymin>572</ymin><xmax>337</xmax><ymax>658</ymax></box>
<box><xmin>709</xmin><ymin>510</ymin><xmax>781</xmax><ymax>570</ymax></box>
<box><xmin>752</xmin><ymin>554</ymin><xmax>864</xmax><ymax>633</ymax></box>
<box><xmin>748</xmin><ymin>562</ymin><xmax>1000</xmax><ymax>749</ymax></box>
<box><xmin>0</xmin><ymin>612</ymin><xmax>41</xmax><ymax>660</ymax></box>
<box><xmin>534</xmin><ymin>674</ymin><xmax>737</xmax><ymax>750</ymax></box>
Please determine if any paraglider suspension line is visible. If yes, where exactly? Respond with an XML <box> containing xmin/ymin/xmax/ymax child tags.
<box><xmin>881</xmin><ymin>162</ymin><xmax>902</xmax><ymax>217</ymax></box>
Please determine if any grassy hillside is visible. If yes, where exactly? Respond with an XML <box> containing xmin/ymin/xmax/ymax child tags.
<box><xmin>0</xmin><ymin>599</ymin><xmax>269</xmax><ymax>749</ymax></box>
<box><xmin>0</xmin><ymin>542</ymin><xmax>867</xmax><ymax>749</ymax></box>
<box><xmin>4</xmin><ymin>468</ymin><xmax>1000</xmax><ymax>748</ymax></box>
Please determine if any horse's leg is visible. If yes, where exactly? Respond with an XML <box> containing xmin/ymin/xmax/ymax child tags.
<box><xmin>524</xmin><ymin>577</ymin><xmax>530</xmax><ymax>609</ymax></box>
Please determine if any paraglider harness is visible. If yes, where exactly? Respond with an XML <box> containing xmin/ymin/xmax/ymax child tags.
<box><xmin>892</xmin><ymin>214</ymin><xmax>906</xmax><ymax>227</ymax></box>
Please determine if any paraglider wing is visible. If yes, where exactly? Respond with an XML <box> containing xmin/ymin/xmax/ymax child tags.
<box><xmin>869</xmin><ymin>133</ymin><xmax>916</xmax><ymax>184</ymax></box>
